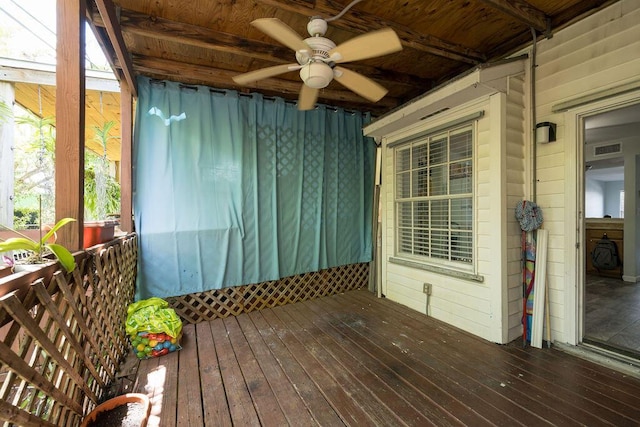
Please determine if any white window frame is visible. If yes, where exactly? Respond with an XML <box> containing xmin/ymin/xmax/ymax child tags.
<box><xmin>393</xmin><ymin>123</ymin><xmax>475</xmax><ymax>272</ymax></box>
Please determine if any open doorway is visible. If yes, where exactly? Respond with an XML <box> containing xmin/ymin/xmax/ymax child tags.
<box><xmin>583</xmin><ymin>102</ymin><xmax>640</xmax><ymax>358</ymax></box>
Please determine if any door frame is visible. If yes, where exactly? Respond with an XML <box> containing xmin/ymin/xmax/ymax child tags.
<box><xmin>565</xmin><ymin>90</ymin><xmax>640</xmax><ymax>346</ymax></box>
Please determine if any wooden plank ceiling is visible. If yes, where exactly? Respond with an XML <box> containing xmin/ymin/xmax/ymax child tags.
<box><xmin>87</xmin><ymin>0</ymin><xmax>616</xmax><ymax>117</ymax></box>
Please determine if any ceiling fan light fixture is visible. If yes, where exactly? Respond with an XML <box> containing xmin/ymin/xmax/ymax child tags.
<box><xmin>300</xmin><ymin>62</ymin><xmax>334</xmax><ymax>89</ymax></box>
<box><xmin>234</xmin><ymin>16</ymin><xmax>402</xmax><ymax>110</ymax></box>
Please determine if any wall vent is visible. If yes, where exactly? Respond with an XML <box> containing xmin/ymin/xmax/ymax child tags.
<box><xmin>593</xmin><ymin>142</ymin><xmax>622</xmax><ymax>157</ymax></box>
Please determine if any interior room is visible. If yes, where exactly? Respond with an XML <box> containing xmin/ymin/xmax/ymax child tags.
<box><xmin>584</xmin><ymin>102</ymin><xmax>640</xmax><ymax>357</ymax></box>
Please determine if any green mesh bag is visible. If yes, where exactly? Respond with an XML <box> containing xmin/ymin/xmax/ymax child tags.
<box><xmin>125</xmin><ymin>297</ymin><xmax>182</xmax><ymax>338</ymax></box>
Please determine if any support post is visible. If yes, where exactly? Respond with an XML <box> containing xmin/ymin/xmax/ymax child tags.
<box><xmin>56</xmin><ymin>0</ymin><xmax>86</xmax><ymax>250</ymax></box>
<box><xmin>120</xmin><ymin>81</ymin><xmax>133</xmax><ymax>232</ymax></box>
<box><xmin>0</xmin><ymin>83</ymin><xmax>15</xmax><ymax>227</ymax></box>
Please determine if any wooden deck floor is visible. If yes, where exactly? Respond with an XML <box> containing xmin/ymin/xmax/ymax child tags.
<box><xmin>133</xmin><ymin>289</ymin><xmax>640</xmax><ymax>426</ymax></box>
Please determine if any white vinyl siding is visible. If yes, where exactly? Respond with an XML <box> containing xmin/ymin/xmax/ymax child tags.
<box><xmin>369</xmin><ymin>0</ymin><xmax>640</xmax><ymax>347</ymax></box>
<box><xmin>379</xmin><ymin>89</ymin><xmax>526</xmax><ymax>343</ymax></box>
<box><xmin>532</xmin><ymin>0</ymin><xmax>640</xmax><ymax>344</ymax></box>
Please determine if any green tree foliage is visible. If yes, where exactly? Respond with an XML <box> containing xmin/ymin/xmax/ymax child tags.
<box><xmin>85</xmin><ymin>121</ymin><xmax>120</xmax><ymax>220</ymax></box>
<box><xmin>13</xmin><ymin>208</ymin><xmax>39</xmax><ymax>229</ymax></box>
<box><xmin>84</xmin><ymin>159</ymin><xmax>121</xmax><ymax>219</ymax></box>
<box><xmin>12</xmin><ymin>110</ymin><xmax>121</xmax><ymax>225</ymax></box>
<box><xmin>13</xmin><ymin>113</ymin><xmax>56</xmax><ymax>225</ymax></box>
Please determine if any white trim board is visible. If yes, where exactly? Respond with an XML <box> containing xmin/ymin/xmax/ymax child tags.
<box><xmin>0</xmin><ymin>57</ymin><xmax>119</xmax><ymax>92</ymax></box>
<box><xmin>363</xmin><ymin>59</ymin><xmax>525</xmax><ymax>138</ymax></box>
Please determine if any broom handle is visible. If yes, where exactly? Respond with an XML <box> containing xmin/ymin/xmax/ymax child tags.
<box><xmin>522</xmin><ymin>230</ymin><xmax>527</xmax><ymax>347</ymax></box>
<box><xmin>545</xmin><ymin>271</ymin><xmax>551</xmax><ymax>347</ymax></box>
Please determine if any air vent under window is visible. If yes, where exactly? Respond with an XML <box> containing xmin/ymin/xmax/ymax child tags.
<box><xmin>593</xmin><ymin>143</ymin><xmax>621</xmax><ymax>157</ymax></box>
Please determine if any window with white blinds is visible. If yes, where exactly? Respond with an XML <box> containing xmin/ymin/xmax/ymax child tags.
<box><xmin>395</xmin><ymin>124</ymin><xmax>473</xmax><ymax>266</ymax></box>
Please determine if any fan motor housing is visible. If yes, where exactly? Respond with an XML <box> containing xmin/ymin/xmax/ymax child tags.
<box><xmin>296</xmin><ymin>37</ymin><xmax>336</xmax><ymax>64</ymax></box>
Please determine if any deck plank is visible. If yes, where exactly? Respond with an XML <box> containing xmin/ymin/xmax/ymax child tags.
<box><xmin>235</xmin><ymin>313</ymin><xmax>318</xmax><ymax>426</ymax></box>
<box><xmin>260</xmin><ymin>307</ymin><xmax>382</xmax><ymax>426</ymax></box>
<box><xmin>334</xmin><ymin>292</ymin><xmax>592</xmax><ymax>425</ymax></box>
<box><xmin>269</xmin><ymin>305</ymin><xmax>409</xmax><ymax>426</ymax></box>
<box><xmin>175</xmin><ymin>323</ymin><xmax>203</xmax><ymax>426</ymax></box>
<box><xmin>194</xmin><ymin>321</ymin><xmax>232</xmax><ymax>427</ymax></box>
<box><xmin>502</xmin><ymin>348</ymin><xmax>640</xmax><ymax>423</ymax></box>
<box><xmin>156</xmin><ymin>341</ymin><xmax>179</xmax><ymax>427</ymax></box>
<box><xmin>135</xmin><ymin>289</ymin><xmax>640</xmax><ymax>426</ymax></box>
<box><xmin>134</xmin><ymin>349</ymin><xmax>161</xmax><ymax>427</ymax></box>
<box><xmin>343</xmin><ymin>291</ymin><xmax>614</xmax><ymax>423</ymax></box>
<box><xmin>306</xmin><ymin>294</ymin><xmax>537</xmax><ymax>426</ymax></box>
<box><xmin>284</xmin><ymin>298</ymin><xmax>440</xmax><ymax>426</ymax></box>
<box><xmin>247</xmin><ymin>310</ymin><xmax>346</xmax><ymax>426</ymax></box>
<box><xmin>506</xmin><ymin>343</ymin><xmax>640</xmax><ymax>394</ymax></box>
<box><xmin>346</xmin><ymin>290</ymin><xmax>640</xmax><ymax>426</ymax></box>
<box><xmin>209</xmin><ymin>317</ymin><xmax>261</xmax><ymax>425</ymax></box>
<box><xmin>223</xmin><ymin>316</ymin><xmax>289</xmax><ymax>425</ymax></box>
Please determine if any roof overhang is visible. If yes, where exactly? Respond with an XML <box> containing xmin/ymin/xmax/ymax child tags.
<box><xmin>364</xmin><ymin>57</ymin><xmax>527</xmax><ymax>138</ymax></box>
<box><xmin>0</xmin><ymin>57</ymin><xmax>122</xmax><ymax>161</ymax></box>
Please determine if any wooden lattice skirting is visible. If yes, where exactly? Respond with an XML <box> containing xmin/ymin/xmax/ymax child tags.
<box><xmin>0</xmin><ymin>234</ymin><xmax>138</xmax><ymax>427</ymax></box>
<box><xmin>166</xmin><ymin>263</ymin><xmax>370</xmax><ymax>324</ymax></box>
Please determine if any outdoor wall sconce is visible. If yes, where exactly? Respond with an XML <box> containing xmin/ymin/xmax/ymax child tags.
<box><xmin>536</xmin><ymin>122</ymin><xmax>557</xmax><ymax>144</ymax></box>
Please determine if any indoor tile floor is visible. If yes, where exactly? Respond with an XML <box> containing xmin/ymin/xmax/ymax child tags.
<box><xmin>585</xmin><ymin>274</ymin><xmax>640</xmax><ymax>356</ymax></box>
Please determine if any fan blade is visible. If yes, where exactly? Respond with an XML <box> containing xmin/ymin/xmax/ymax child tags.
<box><xmin>252</xmin><ymin>18</ymin><xmax>309</xmax><ymax>52</ymax></box>
<box><xmin>233</xmin><ymin>63</ymin><xmax>299</xmax><ymax>85</ymax></box>
<box><xmin>329</xmin><ymin>27</ymin><xmax>402</xmax><ymax>63</ymax></box>
<box><xmin>333</xmin><ymin>66</ymin><xmax>388</xmax><ymax>102</ymax></box>
<box><xmin>298</xmin><ymin>84</ymin><xmax>318</xmax><ymax>111</ymax></box>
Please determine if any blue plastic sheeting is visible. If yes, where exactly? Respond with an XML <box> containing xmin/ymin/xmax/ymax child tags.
<box><xmin>133</xmin><ymin>77</ymin><xmax>376</xmax><ymax>299</ymax></box>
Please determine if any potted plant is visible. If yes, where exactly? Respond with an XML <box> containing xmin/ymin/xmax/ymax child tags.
<box><xmin>0</xmin><ymin>217</ymin><xmax>77</xmax><ymax>273</ymax></box>
<box><xmin>80</xmin><ymin>393</ymin><xmax>150</xmax><ymax>427</ymax></box>
<box><xmin>83</xmin><ymin>121</ymin><xmax>121</xmax><ymax>249</ymax></box>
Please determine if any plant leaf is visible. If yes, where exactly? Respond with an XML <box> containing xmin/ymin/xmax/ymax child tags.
<box><xmin>46</xmin><ymin>243</ymin><xmax>76</xmax><ymax>273</ymax></box>
<box><xmin>0</xmin><ymin>238</ymin><xmax>39</xmax><ymax>253</ymax></box>
<box><xmin>41</xmin><ymin>218</ymin><xmax>76</xmax><ymax>244</ymax></box>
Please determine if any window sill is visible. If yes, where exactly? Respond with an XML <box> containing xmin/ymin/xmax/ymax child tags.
<box><xmin>389</xmin><ymin>257</ymin><xmax>484</xmax><ymax>283</ymax></box>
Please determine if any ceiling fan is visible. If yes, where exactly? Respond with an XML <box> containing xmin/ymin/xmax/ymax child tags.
<box><xmin>232</xmin><ymin>14</ymin><xmax>403</xmax><ymax>110</ymax></box>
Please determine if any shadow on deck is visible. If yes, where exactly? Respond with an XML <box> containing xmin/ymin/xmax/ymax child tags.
<box><xmin>129</xmin><ymin>289</ymin><xmax>640</xmax><ymax>426</ymax></box>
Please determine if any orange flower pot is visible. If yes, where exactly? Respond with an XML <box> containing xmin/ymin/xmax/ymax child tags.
<box><xmin>83</xmin><ymin>220</ymin><xmax>117</xmax><ymax>249</ymax></box>
<box><xmin>81</xmin><ymin>393</ymin><xmax>150</xmax><ymax>427</ymax></box>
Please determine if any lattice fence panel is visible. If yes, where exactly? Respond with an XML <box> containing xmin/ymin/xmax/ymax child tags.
<box><xmin>0</xmin><ymin>234</ymin><xmax>138</xmax><ymax>426</ymax></box>
<box><xmin>168</xmin><ymin>263</ymin><xmax>369</xmax><ymax>323</ymax></box>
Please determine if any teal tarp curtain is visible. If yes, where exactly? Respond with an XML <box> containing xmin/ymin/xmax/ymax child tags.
<box><xmin>133</xmin><ymin>77</ymin><xmax>375</xmax><ymax>299</ymax></box>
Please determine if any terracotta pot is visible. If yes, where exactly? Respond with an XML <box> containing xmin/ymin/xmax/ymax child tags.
<box><xmin>83</xmin><ymin>220</ymin><xmax>118</xmax><ymax>249</ymax></box>
<box><xmin>80</xmin><ymin>393</ymin><xmax>150</xmax><ymax>427</ymax></box>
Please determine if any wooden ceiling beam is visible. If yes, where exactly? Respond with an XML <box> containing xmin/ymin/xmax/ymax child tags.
<box><xmin>125</xmin><ymin>55</ymin><xmax>399</xmax><ymax>109</ymax></box>
<box><xmin>478</xmin><ymin>0</ymin><xmax>548</xmax><ymax>33</ymax></box>
<box><xmin>90</xmin><ymin>9</ymin><xmax>432</xmax><ymax>90</ymax></box>
<box><xmin>85</xmin><ymin>1</ymin><xmax>122</xmax><ymax>81</ymax></box>
<box><xmin>256</xmin><ymin>0</ymin><xmax>485</xmax><ymax>64</ymax></box>
<box><xmin>94</xmin><ymin>0</ymin><xmax>138</xmax><ymax>97</ymax></box>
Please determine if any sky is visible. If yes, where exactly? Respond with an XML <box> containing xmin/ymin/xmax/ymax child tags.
<box><xmin>0</xmin><ymin>0</ymin><xmax>111</xmax><ymax>70</ymax></box>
